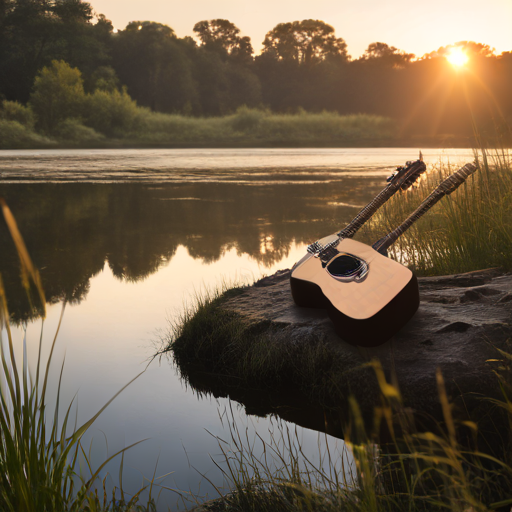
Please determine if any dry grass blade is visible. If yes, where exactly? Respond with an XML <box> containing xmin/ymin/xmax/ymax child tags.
<box><xmin>0</xmin><ymin>198</ymin><xmax>46</xmax><ymax>315</ymax></box>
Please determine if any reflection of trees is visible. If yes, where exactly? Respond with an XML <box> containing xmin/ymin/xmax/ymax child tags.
<box><xmin>0</xmin><ymin>178</ymin><xmax>381</xmax><ymax>320</ymax></box>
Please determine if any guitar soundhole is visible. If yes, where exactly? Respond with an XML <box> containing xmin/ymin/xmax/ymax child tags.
<box><xmin>328</xmin><ymin>255</ymin><xmax>360</xmax><ymax>275</ymax></box>
<box><xmin>326</xmin><ymin>253</ymin><xmax>369</xmax><ymax>283</ymax></box>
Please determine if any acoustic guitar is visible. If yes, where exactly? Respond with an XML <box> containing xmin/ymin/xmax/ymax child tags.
<box><xmin>291</xmin><ymin>162</ymin><xmax>478</xmax><ymax>347</ymax></box>
<box><xmin>291</xmin><ymin>154</ymin><xmax>427</xmax><ymax>309</ymax></box>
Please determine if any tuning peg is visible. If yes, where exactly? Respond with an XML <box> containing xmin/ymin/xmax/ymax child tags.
<box><xmin>419</xmin><ymin>150</ymin><xmax>423</xmax><ymax>162</ymax></box>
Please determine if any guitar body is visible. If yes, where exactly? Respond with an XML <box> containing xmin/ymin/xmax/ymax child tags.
<box><xmin>290</xmin><ymin>239</ymin><xmax>419</xmax><ymax>347</ymax></box>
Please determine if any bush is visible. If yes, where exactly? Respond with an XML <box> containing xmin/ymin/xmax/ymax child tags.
<box><xmin>0</xmin><ymin>119</ymin><xmax>54</xmax><ymax>149</ymax></box>
<box><xmin>230</xmin><ymin>106</ymin><xmax>266</xmax><ymax>133</ymax></box>
<box><xmin>0</xmin><ymin>100</ymin><xmax>35</xmax><ymax>128</ymax></box>
<box><xmin>83</xmin><ymin>88</ymin><xmax>141</xmax><ymax>136</ymax></box>
<box><xmin>54</xmin><ymin>118</ymin><xmax>104</xmax><ymax>142</ymax></box>
<box><xmin>30</xmin><ymin>60</ymin><xmax>86</xmax><ymax>134</ymax></box>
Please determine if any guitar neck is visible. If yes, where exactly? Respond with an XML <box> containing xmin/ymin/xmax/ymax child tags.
<box><xmin>372</xmin><ymin>162</ymin><xmax>478</xmax><ymax>254</ymax></box>
<box><xmin>337</xmin><ymin>181</ymin><xmax>404</xmax><ymax>238</ymax></box>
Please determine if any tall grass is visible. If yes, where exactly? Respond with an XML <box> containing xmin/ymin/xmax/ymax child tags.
<box><xmin>193</xmin><ymin>360</ymin><xmax>512</xmax><ymax>512</ymax></box>
<box><xmin>358</xmin><ymin>149</ymin><xmax>512</xmax><ymax>275</ymax></box>
<box><xmin>0</xmin><ymin>199</ymin><xmax>152</xmax><ymax>511</ymax></box>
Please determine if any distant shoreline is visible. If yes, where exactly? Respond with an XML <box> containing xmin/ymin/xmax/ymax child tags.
<box><xmin>0</xmin><ymin>137</ymin><xmax>482</xmax><ymax>151</ymax></box>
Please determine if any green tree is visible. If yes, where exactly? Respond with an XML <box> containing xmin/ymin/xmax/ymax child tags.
<box><xmin>113</xmin><ymin>21</ymin><xmax>199</xmax><ymax>113</ymax></box>
<box><xmin>193</xmin><ymin>19</ymin><xmax>253</xmax><ymax>62</ymax></box>
<box><xmin>262</xmin><ymin>20</ymin><xmax>349</xmax><ymax>64</ymax></box>
<box><xmin>29</xmin><ymin>60</ymin><xmax>85</xmax><ymax>133</ymax></box>
<box><xmin>0</xmin><ymin>0</ymin><xmax>112</xmax><ymax>103</ymax></box>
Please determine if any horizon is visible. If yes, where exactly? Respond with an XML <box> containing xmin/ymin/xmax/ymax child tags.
<box><xmin>91</xmin><ymin>0</ymin><xmax>512</xmax><ymax>58</ymax></box>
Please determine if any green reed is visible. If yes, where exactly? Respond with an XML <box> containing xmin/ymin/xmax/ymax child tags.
<box><xmin>190</xmin><ymin>358</ymin><xmax>512</xmax><ymax>512</ymax></box>
<box><xmin>358</xmin><ymin>149</ymin><xmax>512</xmax><ymax>276</ymax></box>
<box><xmin>0</xmin><ymin>199</ymin><xmax>152</xmax><ymax>511</ymax></box>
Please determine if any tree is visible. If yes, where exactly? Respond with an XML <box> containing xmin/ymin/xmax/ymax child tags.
<box><xmin>193</xmin><ymin>19</ymin><xmax>253</xmax><ymax>63</ymax></box>
<box><xmin>29</xmin><ymin>60</ymin><xmax>85</xmax><ymax>133</ymax></box>
<box><xmin>0</xmin><ymin>0</ymin><xmax>112</xmax><ymax>103</ymax></box>
<box><xmin>113</xmin><ymin>22</ymin><xmax>199</xmax><ymax>113</ymax></box>
<box><xmin>424</xmin><ymin>41</ymin><xmax>496</xmax><ymax>61</ymax></box>
<box><xmin>262</xmin><ymin>20</ymin><xmax>349</xmax><ymax>64</ymax></box>
<box><xmin>361</xmin><ymin>42</ymin><xmax>414</xmax><ymax>68</ymax></box>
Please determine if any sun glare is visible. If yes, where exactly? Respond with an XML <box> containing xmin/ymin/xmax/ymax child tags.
<box><xmin>446</xmin><ymin>47</ymin><xmax>469</xmax><ymax>68</ymax></box>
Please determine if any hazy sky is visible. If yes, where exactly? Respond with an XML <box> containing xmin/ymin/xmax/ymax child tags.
<box><xmin>91</xmin><ymin>0</ymin><xmax>512</xmax><ymax>59</ymax></box>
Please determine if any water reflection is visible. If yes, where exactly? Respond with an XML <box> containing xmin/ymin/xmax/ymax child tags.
<box><xmin>0</xmin><ymin>178</ymin><xmax>383</xmax><ymax>321</ymax></box>
<box><xmin>179</xmin><ymin>365</ymin><xmax>346</xmax><ymax>440</ymax></box>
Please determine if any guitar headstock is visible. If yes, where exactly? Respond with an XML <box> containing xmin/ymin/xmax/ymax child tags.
<box><xmin>386</xmin><ymin>151</ymin><xmax>427</xmax><ymax>191</ymax></box>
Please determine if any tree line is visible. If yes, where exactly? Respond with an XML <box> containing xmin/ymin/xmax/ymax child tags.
<box><xmin>1</xmin><ymin>0</ymin><xmax>511</xmax><ymax>138</ymax></box>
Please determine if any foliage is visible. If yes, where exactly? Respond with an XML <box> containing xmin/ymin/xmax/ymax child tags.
<box><xmin>230</xmin><ymin>106</ymin><xmax>266</xmax><ymax>132</ymax></box>
<box><xmin>30</xmin><ymin>60</ymin><xmax>86</xmax><ymax>134</ymax></box>
<box><xmin>1</xmin><ymin>3</ymin><xmax>511</xmax><ymax>134</ymax></box>
<box><xmin>54</xmin><ymin>118</ymin><xmax>104</xmax><ymax>142</ymax></box>
<box><xmin>262</xmin><ymin>19</ymin><xmax>349</xmax><ymax>64</ymax></box>
<box><xmin>0</xmin><ymin>0</ymin><xmax>111</xmax><ymax>104</ymax></box>
<box><xmin>0</xmin><ymin>119</ymin><xmax>54</xmax><ymax>149</ymax></box>
<box><xmin>112</xmin><ymin>21</ymin><xmax>198</xmax><ymax>114</ymax></box>
<box><xmin>361</xmin><ymin>42</ymin><xmax>415</xmax><ymax>68</ymax></box>
<box><xmin>88</xmin><ymin>66</ymin><xmax>120</xmax><ymax>94</ymax></box>
<box><xmin>0</xmin><ymin>100</ymin><xmax>35</xmax><ymax>128</ymax></box>
<box><xmin>193</xmin><ymin>19</ymin><xmax>253</xmax><ymax>62</ymax></box>
<box><xmin>83</xmin><ymin>88</ymin><xmax>140</xmax><ymax>136</ymax></box>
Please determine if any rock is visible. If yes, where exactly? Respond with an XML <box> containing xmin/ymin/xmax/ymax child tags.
<box><xmin>220</xmin><ymin>267</ymin><xmax>512</xmax><ymax>436</ymax></box>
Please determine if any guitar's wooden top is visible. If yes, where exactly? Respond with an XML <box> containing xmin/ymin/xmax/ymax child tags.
<box><xmin>291</xmin><ymin>238</ymin><xmax>413</xmax><ymax>320</ymax></box>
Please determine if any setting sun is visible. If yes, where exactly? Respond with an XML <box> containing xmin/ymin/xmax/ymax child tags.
<box><xmin>446</xmin><ymin>47</ymin><xmax>469</xmax><ymax>67</ymax></box>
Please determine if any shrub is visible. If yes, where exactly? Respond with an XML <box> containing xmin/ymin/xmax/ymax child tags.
<box><xmin>30</xmin><ymin>60</ymin><xmax>86</xmax><ymax>134</ymax></box>
<box><xmin>0</xmin><ymin>119</ymin><xmax>54</xmax><ymax>149</ymax></box>
<box><xmin>54</xmin><ymin>118</ymin><xmax>104</xmax><ymax>142</ymax></box>
<box><xmin>230</xmin><ymin>106</ymin><xmax>266</xmax><ymax>133</ymax></box>
<box><xmin>83</xmin><ymin>88</ymin><xmax>141</xmax><ymax>136</ymax></box>
<box><xmin>0</xmin><ymin>100</ymin><xmax>35</xmax><ymax>129</ymax></box>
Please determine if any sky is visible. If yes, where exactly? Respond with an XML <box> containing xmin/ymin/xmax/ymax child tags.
<box><xmin>90</xmin><ymin>0</ymin><xmax>512</xmax><ymax>59</ymax></box>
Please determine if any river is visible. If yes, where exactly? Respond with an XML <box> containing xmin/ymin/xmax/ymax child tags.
<box><xmin>0</xmin><ymin>147</ymin><xmax>475</xmax><ymax>510</ymax></box>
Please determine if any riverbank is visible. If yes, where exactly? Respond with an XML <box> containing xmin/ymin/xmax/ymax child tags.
<box><xmin>0</xmin><ymin>135</ymin><xmax>483</xmax><ymax>151</ymax></box>
<box><xmin>166</xmin><ymin>267</ymin><xmax>512</xmax><ymax>512</ymax></box>
<box><xmin>1</xmin><ymin>101</ymin><xmax>492</xmax><ymax>150</ymax></box>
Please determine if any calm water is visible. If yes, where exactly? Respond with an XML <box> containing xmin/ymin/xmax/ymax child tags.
<box><xmin>0</xmin><ymin>148</ymin><xmax>475</xmax><ymax>510</ymax></box>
